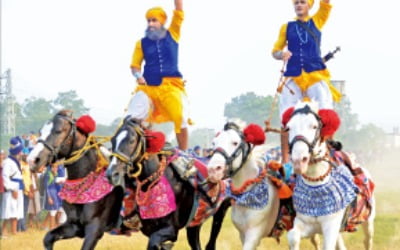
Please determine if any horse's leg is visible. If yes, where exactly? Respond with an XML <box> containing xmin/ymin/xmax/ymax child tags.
<box><xmin>186</xmin><ymin>226</ymin><xmax>201</xmax><ymax>250</ymax></box>
<box><xmin>310</xmin><ymin>234</ymin><xmax>321</xmax><ymax>250</ymax></box>
<box><xmin>335</xmin><ymin>234</ymin><xmax>346</xmax><ymax>250</ymax></box>
<box><xmin>241</xmin><ymin>227</ymin><xmax>264</xmax><ymax>250</ymax></box>
<box><xmin>362</xmin><ymin>203</ymin><xmax>375</xmax><ymax>250</ymax></box>
<box><xmin>43</xmin><ymin>222</ymin><xmax>83</xmax><ymax>250</ymax></box>
<box><xmin>287</xmin><ymin>218</ymin><xmax>303</xmax><ymax>250</ymax></box>
<box><xmin>81</xmin><ymin>219</ymin><xmax>105</xmax><ymax>250</ymax></box>
<box><xmin>205</xmin><ymin>199</ymin><xmax>231</xmax><ymax>250</ymax></box>
<box><xmin>148</xmin><ymin>225</ymin><xmax>177</xmax><ymax>250</ymax></box>
<box><xmin>321</xmin><ymin>213</ymin><xmax>344</xmax><ymax>250</ymax></box>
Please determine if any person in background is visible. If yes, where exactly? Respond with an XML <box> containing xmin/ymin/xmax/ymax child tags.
<box><xmin>0</xmin><ymin>150</ymin><xmax>6</xmax><ymax>223</ymax></box>
<box><xmin>17</xmin><ymin>153</ymin><xmax>33</xmax><ymax>232</ymax></box>
<box><xmin>192</xmin><ymin>145</ymin><xmax>202</xmax><ymax>158</ymax></box>
<box><xmin>43</xmin><ymin>164</ymin><xmax>63</xmax><ymax>229</ymax></box>
<box><xmin>1</xmin><ymin>137</ymin><xmax>24</xmax><ymax>236</ymax></box>
<box><xmin>27</xmin><ymin>170</ymin><xmax>41</xmax><ymax>229</ymax></box>
<box><xmin>55</xmin><ymin>164</ymin><xmax>67</xmax><ymax>225</ymax></box>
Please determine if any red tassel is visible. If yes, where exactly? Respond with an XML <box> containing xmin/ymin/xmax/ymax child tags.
<box><xmin>76</xmin><ymin>115</ymin><xmax>96</xmax><ymax>134</ymax></box>
<box><xmin>145</xmin><ymin>130</ymin><xmax>166</xmax><ymax>153</ymax></box>
<box><xmin>281</xmin><ymin>107</ymin><xmax>294</xmax><ymax>127</ymax></box>
<box><xmin>318</xmin><ymin>109</ymin><xmax>341</xmax><ymax>137</ymax></box>
<box><xmin>243</xmin><ymin>124</ymin><xmax>266</xmax><ymax>145</ymax></box>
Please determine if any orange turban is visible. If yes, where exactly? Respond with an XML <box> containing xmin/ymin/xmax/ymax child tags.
<box><xmin>146</xmin><ymin>7</ymin><xmax>167</xmax><ymax>25</ymax></box>
<box><xmin>292</xmin><ymin>0</ymin><xmax>314</xmax><ymax>8</ymax></box>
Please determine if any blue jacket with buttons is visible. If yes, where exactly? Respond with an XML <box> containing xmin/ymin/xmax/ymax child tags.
<box><xmin>141</xmin><ymin>32</ymin><xmax>182</xmax><ymax>86</ymax></box>
<box><xmin>284</xmin><ymin>20</ymin><xmax>326</xmax><ymax>77</ymax></box>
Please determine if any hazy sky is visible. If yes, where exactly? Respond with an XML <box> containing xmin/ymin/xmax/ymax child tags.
<box><xmin>2</xmin><ymin>0</ymin><xmax>399</xmax><ymax>133</ymax></box>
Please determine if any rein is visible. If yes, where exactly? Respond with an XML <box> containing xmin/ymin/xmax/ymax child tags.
<box><xmin>288</xmin><ymin>105</ymin><xmax>322</xmax><ymax>154</ymax></box>
<box><xmin>38</xmin><ymin>114</ymin><xmax>76</xmax><ymax>163</ymax></box>
<box><xmin>111</xmin><ymin>120</ymin><xmax>147</xmax><ymax>178</ymax></box>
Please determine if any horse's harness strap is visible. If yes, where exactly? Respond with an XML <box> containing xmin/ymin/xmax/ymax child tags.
<box><xmin>212</xmin><ymin>127</ymin><xmax>252</xmax><ymax>178</ymax></box>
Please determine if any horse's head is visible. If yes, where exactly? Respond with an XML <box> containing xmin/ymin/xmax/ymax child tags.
<box><xmin>283</xmin><ymin>101</ymin><xmax>340</xmax><ymax>174</ymax></box>
<box><xmin>106</xmin><ymin>118</ymin><xmax>147</xmax><ymax>187</ymax></box>
<box><xmin>207</xmin><ymin>121</ymin><xmax>266</xmax><ymax>183</ymax></box>
<box><xmin>28</xmin><ymin>110</ymin><xmax>76</xmax><ymax>172</ymax></box>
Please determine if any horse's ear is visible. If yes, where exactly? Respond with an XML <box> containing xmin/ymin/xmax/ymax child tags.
<box><xmin>224</xmin><ymin>122</ymin><xmax>240</xmax><ymax>131</ymax></box>
<box><xmin>243</xmin><ymin>124</ymin><xmax>266</xmax><ymax>145</ymax></box>
<box><xmin>281</xmin><ymin>107</ymin><xmax>295</xmax><ymax>127</ymax></box>
<box><xmin>318</xmin><ymin>109</ymin><xmax>341</xmax><ymax>137</ymax></box>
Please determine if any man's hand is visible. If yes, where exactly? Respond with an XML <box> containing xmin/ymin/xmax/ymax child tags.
<box><xmin>48</xmin><ymin>197</ymin><xmax>54</xmax><ymax>205</ymax></box>
<box><xmin>282</xmin><ymin>51</ymin><xmax>292</xmax><ymax>62</ymax></box>
<box><xmin>12</xmin><ymin>190</ymin><xmax>18</xmax><ymax>200</ymax></box>
<box><xmin>137</xmin><ymin>77</ymin><xmax>147</xmax><ymax>85</ymax></box>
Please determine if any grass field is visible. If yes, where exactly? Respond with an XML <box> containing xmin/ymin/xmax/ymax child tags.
<box><xmin>1</xmin><ymin>149</ymin><xmax>399</xmax><ymax>250</ymax></box>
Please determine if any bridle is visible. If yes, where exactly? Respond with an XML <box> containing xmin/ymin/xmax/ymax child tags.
<box><xmin>37</xmin><ymin>114</ymin><xmax>77</xmax><ymax>164</ymax></box>
<box><xmin>288</xmin><ymin>105</ymin><xmax>322</xmax><ymax>155</ymax></box>
<box><xmin>111</xmin><ymin>119</ymin><xmax>146</xmax><ymax>178</ymax></box>
<box><xmin>212</xmin><ymin>122</ymin><xmax>251</xmax><ymax>178</ymax></box>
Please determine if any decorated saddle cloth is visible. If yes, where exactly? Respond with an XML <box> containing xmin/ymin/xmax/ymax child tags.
<box><xmin>293</xmin><ymin>164</ymin><xmax>358</xmax><ymax>217</ymax></box>
<box><xmin>342</xmin><ymin>168</ymin><xmax>375</xmax><ymax>232</ymax></box>
<box><xmin>59</xmin><ymin>169</ymin><xmax>114</xmax><ymax>204</ymax></box>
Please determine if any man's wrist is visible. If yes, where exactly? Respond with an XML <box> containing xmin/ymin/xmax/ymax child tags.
<box><xmin>133</xmin><ymin>71</ymin><xmax>142</xmax><ymax>79</ymax></box>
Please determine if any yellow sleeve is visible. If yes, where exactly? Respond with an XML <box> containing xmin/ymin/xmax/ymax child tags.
<box><xmin>168</xmin><ymin>10</ymin><xmax>184</xmax><ymax>42</ymax></box>
<box><xmin>312</xmin><ymin>1</ymin><xmax>332</xmax><ymax>30</ymax></box>
<box><xmin>272</xmin><ymin>23</ymin><xmax>288</xmax><ymax>53</ymax></box>
<box><xmin>130</xmin><ymin>40</ymin><xmax>143</xmax><ymax>69</ymax></box>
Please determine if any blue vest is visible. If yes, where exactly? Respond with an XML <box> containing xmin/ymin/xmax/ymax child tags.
<box><xmin>141</xmin><ymin>32</ymin><xmax>182</xmax><ymax>86</ymax></box>
<box><xmin>285</xmin><ymin>20</ymin><xmax>326</xmax><ymax>77</ymax></box>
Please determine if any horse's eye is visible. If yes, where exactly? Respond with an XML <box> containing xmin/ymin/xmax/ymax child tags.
<box><xmin>312</xmin><ymin>125</ymin><xmax>318</xmax><ymax>129</ymax></box>
<box><xmin>129</xmin><ymin>139</ymin><xmax>135</xmax><ymax>144</ymax></box>
<box><xmin>233</xmin><ymin>142</ymin><xmax>239</xmax><ymax>147</ymax></box>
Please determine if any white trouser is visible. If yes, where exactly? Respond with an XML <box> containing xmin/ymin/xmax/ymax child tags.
<box><xmin>279</xmin><ymin>79</ymin><xmax>333</xmax><ymax>117</ymax></box>
<box><xmin>126</xmin><ymin>90</ymin><xmax>189</xmax><ymax>129</ymax></box>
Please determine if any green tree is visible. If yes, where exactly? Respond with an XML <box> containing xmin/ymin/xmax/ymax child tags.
<box><xmin>224</xmin><ymin>92</ymin><xmax>280</xmax><ymax>144</ymax></box>
<box><xmin>20</xmin><ymin>96</ymin><xmax>55</xmax><ymax>133</ymax></box>
<box><xmin>53</xmin><ymin>90</ymin><xmax>89</xmax><ymax>117</ymax></box>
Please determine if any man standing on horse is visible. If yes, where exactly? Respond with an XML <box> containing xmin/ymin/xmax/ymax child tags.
<box><xmin>128</xmin><ymin>0</ymin><xmax>190</xmax><ymax>151</ymax></box>
<box><xmin>272</xmin><ymin>0</ymin><xmax>341</xmax><ymax>163</ymax></box>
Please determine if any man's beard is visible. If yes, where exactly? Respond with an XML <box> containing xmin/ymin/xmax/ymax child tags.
<box><xmin>145</xmin><ymin>27</ymin><xmax>167</xmax><ymax>41</ymax></box>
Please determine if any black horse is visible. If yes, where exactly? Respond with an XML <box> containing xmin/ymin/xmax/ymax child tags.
<box><xmin>28</xmin><ymin>110</ymin><xmax>124</xmax><ymax>250</ymax></box>
<box><xmin>106</xmin><ymin>118</ymin><xmax>230</xmax><ymax>250</ymax></box>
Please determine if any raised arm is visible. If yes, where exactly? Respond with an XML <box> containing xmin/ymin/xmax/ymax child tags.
<box><xmin>175</xmin><ymin>0</ymin><xmax>183</xmax><ymax>11</ymax></box>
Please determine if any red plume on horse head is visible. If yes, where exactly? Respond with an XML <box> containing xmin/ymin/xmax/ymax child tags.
<box><xmin>243</xmin><ymin>123</ymin><xmax>266</xmax><ymax>145</ymax></box>
<box><xmin>145</xmin><ymin>130</ymin><xmax>166</xmax><ymax>153</ymax></box>
<box><xmin>281</xmin><ymin>106</ymin><xmax>341</xmax><ymax>137</ymax></box>
<box><xmin>318</xmin><ymin>109</ymin><xmax>341</xmax><ymax>137</ymax></box>
<box><xmin>76</xmin><ymin>115</ymin><xmax>96</xmax><ymax>134</ymax></box>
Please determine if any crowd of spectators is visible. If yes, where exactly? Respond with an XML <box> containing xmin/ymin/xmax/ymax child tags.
<box><xmin>0</xmin><ymin>134</ymin><xmax>66</xmax><ymax>238</ymax></box>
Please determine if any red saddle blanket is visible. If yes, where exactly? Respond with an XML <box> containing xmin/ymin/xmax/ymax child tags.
<box><xmin>343</xmin><ymin>168</ymin><xmax>375</xmax><ymax>232</ymax></box>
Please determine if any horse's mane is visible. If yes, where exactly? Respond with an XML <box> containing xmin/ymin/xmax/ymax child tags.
<box><xmin>56</xmin><ymin>109</ymin><xmax>74</xmax><ymax>118</ymax></box>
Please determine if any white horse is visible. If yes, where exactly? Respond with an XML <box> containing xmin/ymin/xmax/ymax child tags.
<box><xmin>206</xmin><ymin>121</ymin><xmax>319</xmax><ymax>250</ymax></box>
<box><xmin>284</xmin><ymin>101</ymin><xmax>375</xmax><ymax>250</ymax></box>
